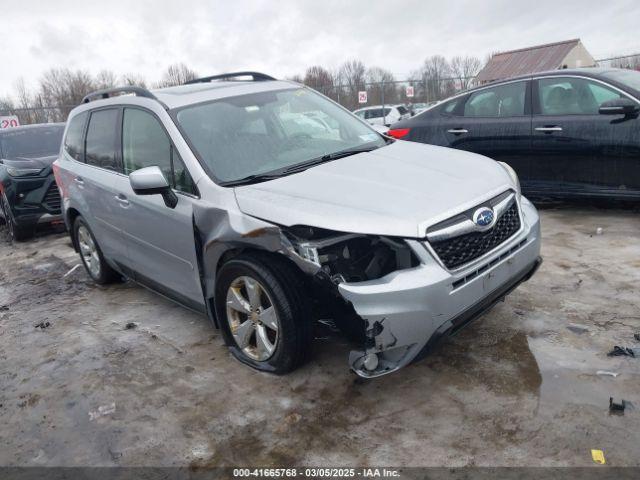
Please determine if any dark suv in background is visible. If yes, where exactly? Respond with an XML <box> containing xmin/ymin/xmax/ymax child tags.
<box><xmin>388</xmin><ymin>68</ymin><xmax>640</xmax><ymax>200</ymax></box>
<box><xmin>0</xmin><ymin>123</ymin><xmax>65</xmax><ymax>240</ymax></box>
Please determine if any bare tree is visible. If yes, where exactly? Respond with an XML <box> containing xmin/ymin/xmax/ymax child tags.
<box><xmin>365</xmin><ymin>67</ymin><xmax>398</xmax><ymax>105</ymax></box>
<box><xmin>338</xmin><ymin>60</ymin><xmax>367</xmax><ymax>110</ymax></box>
<box><xmin>413</xmin><ymin>55</ymin><xmax>452</xmax><ymax>102</ymax></box>
<box><xmin>450</xmin><ymin>56</ymin><xmax>481</xmax><ymax>90</ymax></box>
<box><xmin>120</xmin><ymin>73</ymin><xmax>148</xmax><ymax>88</ymax></box>
<box><xmin>303</xmin><ymin>66</ymin><xmax>334</xmax><ymax>98</ymax></box>
<box><xmin>0</xmin><ymin>96</ymin><xmax>15</xmax><ymax>116</ymax></box>
<box><xmin>95</xmin><ymin>70</ymin><xmax>117</xmax><ymax>90</ymax></box>
<box><xmin>13</xmin><ymin>78</ymin><xmax>49</xmax><ymax>124</ymax></box>
<box><xmin>286</xmin><ymin>74</ymin><xmax>304</xmax><ymax>84</ymax></box>
<box><xmin>38</xmin><ymin>68</ymin><xmax>96</xmax><ymax>121</ymax></box>
<box><xmin>156</xmin><ymin>63</ymin><xmax>198</xmax><ymax>87</ymax></box>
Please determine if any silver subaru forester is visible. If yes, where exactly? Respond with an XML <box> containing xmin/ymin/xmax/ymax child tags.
<box><xmin>54</xmin><ymin>72</ymin><xmax>541</xmax><ymax>378</ymax></box>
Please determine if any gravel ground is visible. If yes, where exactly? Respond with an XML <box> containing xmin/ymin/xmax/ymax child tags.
<box><xmin>0</xmin><ymin>206</ymin><xmax>639</xmax><ymax>467</ymax></box>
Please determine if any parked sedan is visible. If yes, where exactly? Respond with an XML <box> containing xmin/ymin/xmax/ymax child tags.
<box><xmin>0</xmin><ymin>123</ymin><xmax>65</xmax><ymax>240</ymax></box>
<box><xmin>388</xmin><ymin>68</ymin><xmax>640</xmax><ymax>200</ymax></box>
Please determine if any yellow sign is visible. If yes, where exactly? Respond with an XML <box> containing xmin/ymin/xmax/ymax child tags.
<box><xmin>591</xmin><ymin>449</ymin><xmax>606</xmax><ymax>465</ymax></box>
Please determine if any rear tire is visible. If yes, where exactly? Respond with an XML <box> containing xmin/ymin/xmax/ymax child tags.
<box><xmin>73</xmin><ymin>216</ymin><xmax>120</xmax><ymax>284</ymax></box>
<box><xmin>215</xmin><ymin>253</ymin><xmax>312</xmax><ymax>374</ymax></box>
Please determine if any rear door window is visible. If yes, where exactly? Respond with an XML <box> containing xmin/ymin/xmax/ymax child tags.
<box><xmin>464</xmin><ymin>82</ymin><xmax>527</xmax><ymax>117</ymax></box>
<box><xmin>85</xmin><ymin>109</ymin><xmax>120</xmax><ymax>172</ymax></box>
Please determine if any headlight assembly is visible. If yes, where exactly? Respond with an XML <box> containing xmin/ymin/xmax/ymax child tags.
<box><xmin>282</xmin><ymin>226</ymin><xmax>418</xmax><ymax>283</ymax></box>
<box><xmin>6</xmin><ymin>167</ymin><xmax>44</xmax><ymax>177</ymax></box>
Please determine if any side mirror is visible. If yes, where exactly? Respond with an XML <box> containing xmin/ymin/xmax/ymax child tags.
<box><xmin>599</xmin><ymin>98</ymin><xmax>640</xmax><ymax>116</ymax></box>
<box><xmin>129</xmin><ymin>166</ymin><xmax>178</xmax><ymax>209</ymax></box>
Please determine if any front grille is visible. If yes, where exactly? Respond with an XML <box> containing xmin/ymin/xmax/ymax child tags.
<box><xmin>43</xmin><ymin>183</ymin><xmax>61</xmax><ymax>212</ymax></box>
<box><xmin>430</xmin><ymin>202</ymin><xmax>521</xmax><ymax>269</ymax></box>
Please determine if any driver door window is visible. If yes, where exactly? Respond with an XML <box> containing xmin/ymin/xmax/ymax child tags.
<box><xmin>122</xmin><ymin>108</ymin><xmax>196</xmax><ymax>195</ymax></box>
<box><xmin>537</xmin><ymin>77</ymin><xmax>622</xmax><ymax>115</ymax></box>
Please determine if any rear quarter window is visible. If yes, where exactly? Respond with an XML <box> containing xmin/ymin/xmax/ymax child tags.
<box><xmin>440</xmin><ymin>99</ymin><xmax>460</xmax><ymax>115</ymax></box>
<box><xmin>64</xmin><ymin>112</ymin><xmax>88</xmax><ymax>162</ymax></box>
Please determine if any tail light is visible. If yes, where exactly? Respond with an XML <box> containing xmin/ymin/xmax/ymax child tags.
<box><xmin>387</xmin><ymin>128</ymin><xmax>410</xmax><ymax>139</ymax></box>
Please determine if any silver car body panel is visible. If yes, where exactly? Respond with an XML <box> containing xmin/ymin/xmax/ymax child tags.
<box><xmin>234</xmin><ymin>140</ymin><xmax>514</xmax><ymax>238</ymax></box>
<box><xmin>55</xmin><ymin>79</ymin><xmax>541</xmax><ymax>377</ymax></box>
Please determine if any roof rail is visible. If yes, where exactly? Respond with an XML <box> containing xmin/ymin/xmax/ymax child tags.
<box><xmin>184</xmin><ymin>71</ymin><xmax>276</xmax><ymax>85</ymax></box>
<box><xmin>81</xmin><ymin>86</ymin><xmax>159</xmax><ymax>104</ymax></box>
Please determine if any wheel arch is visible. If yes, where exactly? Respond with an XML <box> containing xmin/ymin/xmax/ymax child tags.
<box><xmin>66</xmin><ymin>207</ymin><xmax>82</xmax><ymax>251</ymax></box>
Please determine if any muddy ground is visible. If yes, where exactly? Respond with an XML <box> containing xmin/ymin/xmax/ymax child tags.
<box><xmin>0</xmin><ymin>206</ymin><xmax>639</xmax><ymax>467</ymax></box>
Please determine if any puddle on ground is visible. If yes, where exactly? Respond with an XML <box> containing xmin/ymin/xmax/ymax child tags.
<box><xmin>420</xmin><ymin>326</ymin><xmax>543</xmax><ymax>398</ymax></box>
<box><xmin>526</xmin><ymin>335</ymin><xmax>639</xmax><ymax>414</ymax></box>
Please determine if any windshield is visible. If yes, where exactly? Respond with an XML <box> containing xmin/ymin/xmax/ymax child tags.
<box><xmin>0</xmin><ymin>126</ymin><xmax>64</xmax><ymax>159</ymax></box>
<box><xmin>175</xmin><ymin>88</ymin><xmax>386</xmax><ymax>184</ymax></box>
<box><xmin>601</xmin><ymin>69</ymin><xmax>640</xmax><ymax>93</ymax></box>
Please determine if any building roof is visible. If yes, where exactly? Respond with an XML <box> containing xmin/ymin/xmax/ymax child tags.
<box><xmin>476</xmin><ymin>39</ymin><xmax>581</xmax><ymax>83</ymax></box>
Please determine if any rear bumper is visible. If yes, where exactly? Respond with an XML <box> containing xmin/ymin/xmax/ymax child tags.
<box><xmin>339</xmin><ymin>196</ymin><xmax>542</xmax><ymax>378</ymax></box>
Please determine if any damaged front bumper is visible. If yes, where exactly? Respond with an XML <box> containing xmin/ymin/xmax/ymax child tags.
<box><xmin>339</xmin><ymin>196</ymin><xmax>542</xmax><ymax>378</ymax></box>
<box><xmin>1</xmin><ymin>172</ymin><xmax>63</xmax><ymax>228</ymax></box>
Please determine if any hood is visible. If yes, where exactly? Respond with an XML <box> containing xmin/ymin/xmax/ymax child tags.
<box><xmin>1</xmin><ymin>155</ymin><xmax>57</xmax><ymax>169</ymax></box>
<box><xmin>234</xmin><ymin>141</ymin><xmax>515</xmax><ymax>238</ymax></box>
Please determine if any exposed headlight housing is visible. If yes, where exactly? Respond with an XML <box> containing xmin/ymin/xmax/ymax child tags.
<box><xmin>6</xmin><ymin>167</ymin><xmax>44</xmax><ymax>177</ymax></box>
<box><xmin>282</xmin><ymin>226</ymin><xmax>419</xmax><ymax>283</ymax></box>
<box><xmin>498</xmin><ymin>162</ymin><xmax>521</xmax><ymax>201</ymax></box>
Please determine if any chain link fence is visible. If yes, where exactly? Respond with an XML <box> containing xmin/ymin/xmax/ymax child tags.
<box><xmin>3</xmin><ymin>59</ymin><xmax>640</xmax><ymax>126</ymax></box>
<box><xmin>0</xmin><ymin>105</ymin><xmax>75</xmax><ymax>126</ymax></box>
<box><xmin>595</xmin><ymin>53</ymin><xmax>640</xmax><ymax>70</ymax></box>
<box><xmin>312</xmin><ymin>77</ymin><xmax>475</xmax><ymax>112</ymax></box>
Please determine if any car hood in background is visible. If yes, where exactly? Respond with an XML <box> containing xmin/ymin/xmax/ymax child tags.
<box><xmin>1</xmin><ymin>155</ymin><xmax>58</xmax><ymax>169</ymax></box>
<box><xmin>234</xmin><ymin>141</ymin><xmax>515</xmax><ymax>238</ymax></box>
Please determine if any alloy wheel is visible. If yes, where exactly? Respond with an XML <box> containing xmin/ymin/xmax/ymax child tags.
<box><xmin>225</xmin><ymin>275</ymin><xmax>280</xmax><ymax>361</ymax></box>
<box><xmin>77</xmin><ymin>225</ymin><xmax>101</xmax><ymax>279</ymax></box>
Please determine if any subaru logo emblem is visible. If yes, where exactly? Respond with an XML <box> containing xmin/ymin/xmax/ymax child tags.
<box><xmin>473</xmin><ymin>207</ymin><xmax>495</xmax><ymax>229</ymax></box>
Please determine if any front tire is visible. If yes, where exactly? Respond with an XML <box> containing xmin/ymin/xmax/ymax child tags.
<box><xmin>1</xmin><ymin>194</ymin><xmax>32</xmax><ymax>241</ymax></box>
<box><xmin>215</xmin><ymin>253</ymin><xmax>312</xmax><ymax>374</ymax></box>
<box><xmin>73</xmin><ymin>216</ymin><xmax>119</xmax><ymax>284</ymax></box>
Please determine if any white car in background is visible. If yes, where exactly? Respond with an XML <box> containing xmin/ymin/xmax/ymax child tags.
<box><xmin>353</xmin><ymin>104</ymin><xmax>411</xmax><ymax>127</ymax></box>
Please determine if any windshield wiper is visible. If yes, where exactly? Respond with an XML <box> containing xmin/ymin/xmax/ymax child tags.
<box><xmin>220</xmin><ymin>172</ymin><xmax>286</xmax><ymax>187</ymax></box>
<box><xmin>222</xmin><ymin>146</ymin><xmax>380</xmax><ymax>187</ymax></box>
<box><xmin>283</xmin><ymin>146</ymin><xmax>380</xmax><ymax>174</ymax></box>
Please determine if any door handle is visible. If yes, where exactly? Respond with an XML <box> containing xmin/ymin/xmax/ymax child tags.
<box><xmin>447</xmin><ymin>128</ymin><xmax>469</xmax><ymax>134</ymax></box>
<box><xmin>114</xmin><ymin>194</ymin><xmax>130</xmax><ymax>207</ymax></box>
<box><xmin>535</xmin><ymin>126</ymin><xmax>563</xmax><ymax>133</ymax></box>
<box><xmin>74</xmin><ymin>177</ymin><xmax>84</xmax><ymax>185</ymax></box>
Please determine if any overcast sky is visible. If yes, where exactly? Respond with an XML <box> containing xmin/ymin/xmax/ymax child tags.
<box><xmin>1</xmin><ymin>0</ymin><xmax>639</xmax><ymax>97</ymax></box>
